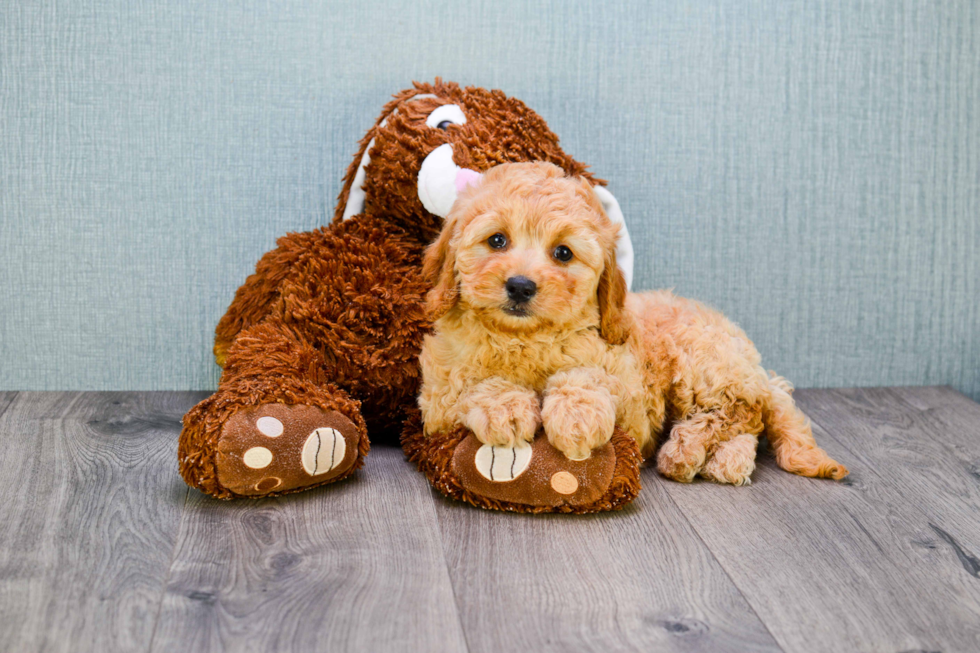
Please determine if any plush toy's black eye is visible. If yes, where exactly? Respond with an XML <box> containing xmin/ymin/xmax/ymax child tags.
<box><xmin>488</xmin><ymin>233</ymin><xmax>507</xmax><ymax>249</ymax></box>
<box><xmin>553</xmin><ymin>245</ymin><xmax>573</xmax><ymax>262</ymax></box>
<box><xmin>436</xmin><ymin>120</ymin><xmax>453</xmax><ymax>130</ymax></box>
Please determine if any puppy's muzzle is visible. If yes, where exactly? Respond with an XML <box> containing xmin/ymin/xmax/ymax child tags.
<box><xmin>505</xmin><ymin>276</ymin><xmax>537</xmax><ymax>304</ymax></box>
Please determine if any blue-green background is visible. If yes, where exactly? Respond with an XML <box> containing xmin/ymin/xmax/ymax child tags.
<box><xmin>1</xmin><ymin>1</ymin><xmax>977</xmax><ymax>399</ymax></box>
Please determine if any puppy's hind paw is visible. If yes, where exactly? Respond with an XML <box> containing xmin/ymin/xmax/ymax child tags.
<box><xmin>656</xmin><ymin>437</ymin><xmax>707</xmax><ymax>483</ymax></box>
<box><xmin>699</xmin><ymin>434</ymin><xmax>758</xmax><ymax>486</ymax></box>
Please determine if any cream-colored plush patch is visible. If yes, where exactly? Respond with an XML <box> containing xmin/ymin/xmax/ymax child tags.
<box><xmin>550</xmin><ymin>471</ymin><xmax>579</xmax><ymax>495</ymax></box>
<box><xmin>301</xmin><ymin>427</ymin><xmax>346</xmax><ymax>476</ymax></box>
<box><xmin>418</xmin><ymin>144</ymin><xmax>463</xmax><ymax>217</ymax></box>
<box><xmin>474</xmin><ymin>443</ymin><xmax>532</xmax><ymax>482</ymax></box>
<box><xmin>256</xmin><ymin>416</ymin><xmax>283</xmax><ymax>438</ymax></box>
<box><xmin>243</xmin><ymin>446</ymin><xmax>273</xmax><ymax>469</ymax></box>
<box><xmin>342</xmin><ymin>138</ymin><xmax>374</xmax><ymax>220</ymax></box>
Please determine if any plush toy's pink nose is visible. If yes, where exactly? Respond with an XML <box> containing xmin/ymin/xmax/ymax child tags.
<box><xmin>455</xmin><ymin>168</ymin><xmax>482</xmax><ymax>193</ymax></box>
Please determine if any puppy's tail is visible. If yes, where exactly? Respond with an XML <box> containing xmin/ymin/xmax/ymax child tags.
<box><xmin>762</xmin><ymin>374</ymin><xmax>849</xmax><ymax>480</ymax></box>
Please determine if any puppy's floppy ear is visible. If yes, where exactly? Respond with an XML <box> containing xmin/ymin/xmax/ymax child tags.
<box><xmin>423</xmin><ymin>218</ymin><xmax>460</xmax><ymax>321</ymax></box>
<box><xmin>597</xmin><ymin>225</ymin><xmax>632</xmax><ymax>345</ymax></box>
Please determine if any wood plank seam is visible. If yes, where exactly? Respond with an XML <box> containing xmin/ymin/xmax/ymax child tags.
<box><xmin>145</xmin><ymin>483</ymin><xmax>191</xmax><ymax>653</ymax></box>
<box><xmin>0</xmin><ymin>392</ymin><xmax>196</xmax><ymax>652</ymax></box>
<box><xmin>652</xmin><ymin>481</ymin><xmax>788</xmax><ymax>652</ymax></box>
<box><xmin>428</xmin><ymin>490</ymin><xmax>475</xmax><ymax>653</ymax></box>
<box><xmin>657</xmin><ymin>387</ymin><xmax>980</xmax><ymax>652</ymax></box>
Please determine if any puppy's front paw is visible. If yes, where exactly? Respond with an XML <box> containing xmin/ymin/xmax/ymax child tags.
<box><xmin>542</xmin><ymin>379</ymin><xmax>616</xmax><ymax>461</ymax></box>
<box><xmin>463</xmin><ymin>385</ymin><xmax>540</xmax><ymax>448</ymax></box>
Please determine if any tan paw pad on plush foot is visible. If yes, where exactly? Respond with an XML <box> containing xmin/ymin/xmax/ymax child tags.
<box><xmin>215</xmin><ymin>404</ymin><xmax>360</xmax><ymax>497</ymax></box>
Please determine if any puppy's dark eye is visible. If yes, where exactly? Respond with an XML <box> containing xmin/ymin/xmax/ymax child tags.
<box><xmin>436</xmin><ymin>120</ymin><xmax>452</xmax><ymax>130</ymax></box>
<box><xmin>553</xmin><ymin>245</ymin><xmax>573</xmax><ymax>262</ymax></box>
<box><xmin>488</xmin><ymin>233</ymin><xmax>507</xmax><ymax>249</ymax></box>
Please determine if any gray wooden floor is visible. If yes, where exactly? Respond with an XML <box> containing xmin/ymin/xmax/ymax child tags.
<box><xmin>1</xmin><ymin>388</ymin><xmax>979</xmax><ymax>652</ymax></box>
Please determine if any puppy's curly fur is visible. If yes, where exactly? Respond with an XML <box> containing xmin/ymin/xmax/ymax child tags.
<box><xmin>419</xmin><ymin>162</ymin><xmax>847</xmax><ymax>485</ymax></box>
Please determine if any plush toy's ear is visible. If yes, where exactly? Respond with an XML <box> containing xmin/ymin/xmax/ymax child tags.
<box><xmin>422</xmin><ymin>218</ymin><xmax>460</xmax><ymax>321</ymax></box>
<box><xmin>596</xmin><ymin>228</ymin><xmax>631</xmax><ymax>345</ymax></box>
<box><xmin>336</xmin><ymin>88</ymin><xmax>440</xmax><ymax>223</ymax></box>
<box><xmin>592</xmin><ymin>186</ymin><xmax>634</xmax><ymax>291</ymax></box>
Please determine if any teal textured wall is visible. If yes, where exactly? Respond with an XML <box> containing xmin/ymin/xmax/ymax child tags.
<box><xmin>1</xmin><ymin>1</ymin><xmax>977</xmax><ymax>399</ymax></box>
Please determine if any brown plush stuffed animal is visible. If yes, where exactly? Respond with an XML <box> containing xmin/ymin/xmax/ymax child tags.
<box><xmin>179</xmin><ymin>80</ymin><xmax>641</xmax><ymax>511</ymax></box>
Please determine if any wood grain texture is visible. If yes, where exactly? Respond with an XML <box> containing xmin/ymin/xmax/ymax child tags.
<box><xmin>434</xmin><ymin>475</ymin><xmax>782</xmax><ymax>653</ymax></box>
<box><xmin>152</xmin><ymin>445</ymin><xmax>468</xmax><ymax>653</ymax></box>
<box><xmin>0</xmin><ymin>391</ymin><xmax>202</xmax><ymax>653</ymax></box>
<box><xmin>889</xmin><ymin>385</ymin><xmax>980</xmax><ymax>415</ymax></box>
<box><xmin>797</xmin><ymin>387</ymin><xmax>980</xmax><ymax>557</ymax></box>
<box><xmin>657</xmin><ymin>388</ymin><xmax>980</xmax><ymax>653</ymax></box>
<box><xmin>3</xmin><ymin>389</ymin><xmax>978</xmax><ymax>652</ymax></box>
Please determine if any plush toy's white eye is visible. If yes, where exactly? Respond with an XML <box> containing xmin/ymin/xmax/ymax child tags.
<box><xmin>426</xmin><ymin>104</ymin><xmax>466</xmax><ymax>129</ymax></box>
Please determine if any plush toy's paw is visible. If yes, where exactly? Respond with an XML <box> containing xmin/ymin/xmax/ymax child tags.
<box><xmin>180</xmin><ymin>386</ymin><xmax>369</xmax><ymax>500</ymax></box>
<box><xmin>462</xmin><ymin>386</ymin><xmax>539</xmax><ymax>449</ymax></box>
<box><xmin>402</xmin><ymin>410</ymin><xmax>641</xmax><ymax>514</ymax></box>
<box><xmin>452</xmin><ymin>433</ymin><xmax>616</xmax><ymax>506</ymax></box>
<box><xmin>213</xmin><ymin>404</ymin><xmax>362</xmax><ymax>497</ymax></box>
<box><xmin>541</xmin><ymin>383</ymin><xmax>616</xmax><ymax>461</ymax></box>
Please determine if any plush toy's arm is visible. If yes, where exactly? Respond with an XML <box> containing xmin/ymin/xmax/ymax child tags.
<box><xmin>213</xmin><ymin>230</ymin><xmax>319</xmax><ymax>366</ymax></box>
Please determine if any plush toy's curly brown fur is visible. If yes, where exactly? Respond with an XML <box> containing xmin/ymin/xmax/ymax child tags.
<box><xmin>178</xmin><ymin>80</ymin><xmax>635</xmax><ymax>506</ymax></box>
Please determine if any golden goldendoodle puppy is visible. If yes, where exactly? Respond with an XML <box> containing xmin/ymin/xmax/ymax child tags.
<box><xmin>418</xmin><ymin>162</ymin><xmax>847</xmax><ymax>485</ymax></box>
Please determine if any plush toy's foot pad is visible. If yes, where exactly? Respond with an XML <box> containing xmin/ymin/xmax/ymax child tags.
<box><xmin>215</xmin><ymin>404</ymin><xmax>361</xmax><ymax>497</ymax></box>
<box><xmin>453</xmin><ymin>435</ymin><xmax>617</xmax><ymax>507</ymax></box>
<box><xmin>402</xmin><ymin>411</ymin><xmax>642</xmax><ymax>514</ymax></box>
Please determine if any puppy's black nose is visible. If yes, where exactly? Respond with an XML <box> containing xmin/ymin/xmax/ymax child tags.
<box><xmin>505</xmin><ymin>276</ymin><xmax>537</xmax><ymax>303</ymax></box>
